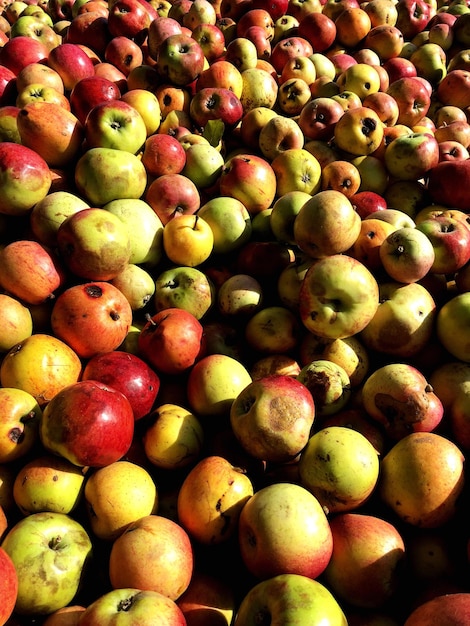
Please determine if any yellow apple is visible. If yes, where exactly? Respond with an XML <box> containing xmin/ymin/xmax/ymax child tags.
<box><xmin>163</xmin><ymin>213</ymin><xmax>214</xmax><ymax>267</ymax></box>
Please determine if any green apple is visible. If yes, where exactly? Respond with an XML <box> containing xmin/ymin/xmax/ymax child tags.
<box><xmin>104</xmin><ymin>198</ymin><xmax>164</xmax><ymax>268</ymax></box>
<box><xmin>297</xmin><ymin>359</ymin><xmax>351</xmax><ymax>417</ymax></box>
<box><xmin>310</xmin><ymin>52</ymin><xmax>336</xmax><ymax>79</ymax></box>
<box><xmin>384</xmin><ymin>132</ymin><xmax>440</xmax><ymax>181</ymax></box>
<box><xmin>10</xmin><ymin>15</ymin><xmax>61</xmax><ymax>50</ymax></box>
<box><xmin>182</xmin><ymin>142</ymin><xmax>225</xmax><ymax>188</ymax></box>
<box><xmin>270</xmin><ymin>190</ymin><xmax>311</xmax><ymax>245</ymax></box>
<box><xmin>29</xmin><ymin>191</ymin><xmax>90</xmax><ymax>248</ymax></box>
<box><xmin>1</xmin><ymin>512</ymin><xmax>92</xmax><ymax>616</ymax></box>
<box><xmin>197</xmin><ymin>196</ymin><xmax>252</xmax><ymax>254</ymax></box>
<box><xmin>436</xmin><ymin>292</ymin><xmax>470</xmax><ymax>362</ymax></box>
<box><xmin>154</xmin><ymin>265</ymin><xmax>215</xmax><ymax>320</ymax></box>
<box><xmin>299</xmin><ymin>426</ymin><xmax>380</xmax><ymax>514</ymax></box>
<box><xmin>277</xmin><ymin>256</ymin><xmax>314</xmax><ymax>311</ymax></box>
<box><xmin>0</xmin><ymin>387</ymin><xmax>41</xmax><ymax>464</ymax></box>
<box><xmin>85</xmin><ymin>99</ymin><xmax>148</xmax><ymax>154</ymax></box>
<box><xmin>379</xmin><ymin>226</ymin><xmax>436</xmax><ymax>283</ymax></box>
<box><xmin>74</xmin><ymin>147</ymin><xmax>147</xmax><ymax>207</ymax></box>
<box><xmin>110</xmin><ymin>263</ymin><xmax>156</xmax><ymax>310</ymax></box>
<box><xmin>57</xmin><ymin>207</ymin><xmax>131</xmax><ymax>281</ymax></box>
<box><xmin>234</xmin><ymin>573</ymin><xmax>348</xmax><ymax>626</ymax></box>
<box><xmin>238</xmin><ymin>482</ymin><xmax>333</xmax><ymax>580</ymax></box>
<box><xmin>12</xmin><ymin>455</ymin><xmax>86</xmax><ymax>516</ymax></box>
<box><xmin>217</xmin><ymin>273</ymin><xmax>264</xmax><ymax>317</ymax></box>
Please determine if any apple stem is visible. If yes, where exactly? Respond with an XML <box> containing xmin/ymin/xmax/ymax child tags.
<box><xmin>48</xmin><ymin>536</ymin><xmax>62</xmax><ymax>550</ymax></box>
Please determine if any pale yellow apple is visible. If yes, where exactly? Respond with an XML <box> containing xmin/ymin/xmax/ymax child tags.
<box><xmin>163</xmin><ymin>213</ymin><xmax>214</xmax><ymax>267</ymax></box>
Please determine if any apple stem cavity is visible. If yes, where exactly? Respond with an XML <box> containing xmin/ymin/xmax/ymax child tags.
<box><xmin>118</xmin><ymin>596</ymin><xmax>136</xmax><ymax>612</ymax></box>
<box><xmin>48</xmin><ymin>536</ymin><xmax>63</xmax><ymax>550</ymax></box>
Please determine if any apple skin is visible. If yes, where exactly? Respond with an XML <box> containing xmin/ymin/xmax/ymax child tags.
<box><xmin>47</xmin><ymin>42</ymin><xmax>95</xmax><ymax>90</ymax></box>
<box><xmin>427</xmin><ymin>159</ymin><xmax>470</xmax><ymax>211</ymax></box>
<box><xmin>189</xmin><ymin>86</ymin><xmax>244</xmax><ymax>129</ymax></box>
<box><xmin>230</xmin><ymin>374</ymin><xmax>315</xmax><ymax>463</ymax></box>
<box><xmin>40</xmin><ymin>380</ymin><xmax>135</xmax><ymax>468</ymax></box>
<box><xmin>142</xmin><ymin>133</ymin><xmax>187</xmax><ymax>177</ymax></box>
<box><xmin>0</xmin><ymin>294</ymin><xmax>33</xmax><ymax>354</ymax></box>
<box><xmin>219</xmin><ymin>153</ymin><xmax>277</xmax><ymax>215</ymax></box>
<box><xmin>0</xmin><ymin>512</ymin><xmax>92</xmax><ymax>616</ymax></box>
<box><xmin>0</xmin><ymin>546</ymin><xmax>18</xmax><ymax>625</ymax></box>
<box><xmin>0</xmin><ymin>141</ymin><xmax>52</xmax><ymax>217</ymax></box>
<box><xmin>238</xmin><ymin>482</ymin><xmax>333</xmax><ymax>580</ymax></box>
<box><xmin>69</xmin><ymin>75</ymin><xmax>122</xmax><ymax>125</ymax></box>
<box><xmin>384</xmin><ymin>132</ymin><xmax>440</xmax><ymax>181</ymax></box>
<box><xmin>323</xmin><ymin>513</ymin><xmax>406</xmax><ymax>610</ymax></box>
<box><xmin>0</xmin><ymin>35</ymin><xmax>49</xmax><ymax>75</ymax></box>
<box><xmin>156</xmin><ymin>32</ymin><xmax>205</xmax><ymax>86</ymax></box>
<box><xmin>145</xmin><ymin>172</ymin><xmax>201</xmax><ymax>226</ymax></box>
<box><xmin>177</xmin><ymin>571</ymin><xmax>235</xmax><ymax>626</ymax></box>
<box><xmin>416</xmin><ymin>216</ymin><xmax>470</xmax><ymax>275</ymax></box>
<box><xmin>78</xmin><ymin>588</ymin><xmax>187</xmax><ymax>626</ymax></box>
<box><xmin>153</xmin><ymin>265</ymin><xmax>215</xmax><ymax>320</ymax></box>
<box><xmin>81</xmin><ymin>350</ymin><xmax>161</xmax><ymax>420</ymax></box>
<box><xmin>404</xmin><ymin>593</ymin><xmax>470</xmax><ymax>626</ymax></box>
<box><xmin>436</xmin><ymin>292</ymin><xmax>470</xmax><ymax>363</ymax></box>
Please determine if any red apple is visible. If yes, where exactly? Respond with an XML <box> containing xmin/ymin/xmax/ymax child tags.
<box><xmin>69</xmin><ymin>75</ymin><xmax>122</xmax><ymax>125</ymax></box>
<box><xmin>350</xmin><ymin>190</ymin><xmax>387</xmax><ymax>218</ymax></box>
<box><xmin>65</xmin><ymin>11</ymin><xmax>111</xmax><ymax>57</ymax></box>
<box><xmin>395</xmin><ymin>0</ymin><xmax>432</xmax><ymax>39</ymax></box>
<box><xmin>142</xmin><ymin>133</ymin><xmax>187</xmax><ymax>177</ymax></box>
<box><xmin>189</xmin><ymin>86</ymin><xmax>244</xmax><ymax>129</ymax></box>
<box><xmin>427</xmin><ymin>159</ymin><xmax>470</xmax><ymax>210</ymax></box>
<box><xmin>145</xmin><ymin>172</ymin><xmax>200</xmax><ymax>225</ymax></box>
<box><xmin>0</xmin><ymin>546</ymin><xmax>18</xmax><ymax>625</ymax></box>
<box><xmin>386</xmin><ymin>76</ymin><xmax>431</xmax><ymax>127</ymax></box>
<box><xmin>156</xmin><ymin>33</ymin><xmax>206</xmax><ymax>86</ymax></box>
<box><xmin>108</xmin><ymin>0</ymin><xmax>156</xmax><ymax>42</ymax></box>
<box><xmin>0</xmin><ymin>36</ymin><xmax>49</xmax><ymax>75</ymax></box>
<box><xmin>219</xmin><ymin>153</ymin><xmax>277</xmax><ymax>215</ymax></box>
<box><xmin>297</xmin><ymin>11</ymin><xmax>336</xmax><ymax>52</ymax></box>
<box><xmin>0</xmin><ymin>65</ymin><xmax>16</xmax><ymax>106</ymax></box>
<box><xmin>404</xmin><ymin>593</ymin><xmax>470</xmax><ymax>626</ymax></box>
<box><xmin>47</xmin><ymin>42</ymin><xmax>96</xmax><ymax>91</ymax></box>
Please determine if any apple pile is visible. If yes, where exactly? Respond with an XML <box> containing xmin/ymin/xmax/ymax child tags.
<box><xmin>1</xmin><ymin>0</ymin><xmax>470</xmax><ymax>622</ymax></box>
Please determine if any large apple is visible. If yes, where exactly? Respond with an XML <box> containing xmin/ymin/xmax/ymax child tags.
<box><xmin>39</xmin><ymin>380</ymin><xmax>135</xmax><ymax>468</ymax></box>
<box><xmin>404</xmin><ymin>593</ymin><xmax>470</xmax><ymax>626</ymax></box>
<box><xmin>1</xmin><ymin>512</ymin><xmax>92</xmax><ymax>616</ymax></box>
<box><xmin>84</xmin><ymin>99</ymin><xmax>148</xmax><ymax>154</ymax></box>
<box><xmin>238</xmin><ymin>482</ymin><xmax>333</xmax><ymax>580</ymax></box>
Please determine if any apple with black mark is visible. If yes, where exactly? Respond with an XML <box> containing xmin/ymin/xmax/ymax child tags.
<box><xmin>386</xmin><ymin>76</ymin><xmax>431</xmax><ymax>127</ymax></box>
<box><xmin>298</xmin><ymin>96</ymin><xmax>345</xmax><ymax>141</ymax></box>
<box><xmin>0</xmin><ymin>387</ymin><xmax>41</xmax><ymax>465</ymax></box>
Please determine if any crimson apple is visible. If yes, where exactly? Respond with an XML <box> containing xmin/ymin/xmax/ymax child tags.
<box><xmin>156</xmin><ymin>33</ymin><xmax>206</xmax><ymax>86</ymax></box>
<box><xmin>350</xmin><ymin>190</ymin><xmax>387</xmax><ymax>218</ymax></box>
<box><xmin>395</xmin><ymin>0</ymin><xmax>432</xmax><ymax>39</ymax></box>
<box><xmin>189</xmin><ymin>87</ymin><xmax>244</xmax><ymax>129</ymax></box>
<box><xmin>108</xmin><ymin>0</ymin><xmax>155</xmax><ymax>42</ymax></box>
<box><xmin>0</xmin><ymin>35</ymin><xmax>49</xmax><ymax>75</ymax></box>
<box><xmin>40</xmin><ymin>380</ymin><xmax>135</xmax><ymax>467</ymax></box>
<box><xmin>69</xmin><ymin>75</ymin><xmax>122</xmax><ymax>125</ymax></box>
<box><xmin>0</xmin><ymin>65</ymin><xmax>16</xmax><ymax>106</ymax></box>
<box><xmin>145</xmin><ymin>172</ymin><xmax>200</xmax><ymax>225</ymax></box>
<box><xmin>142</xmin><ymin>133</ymin><xmax>187</xmax><ymax>177</ymax></box>
<box><xmin>47</xmin><ymin>42</ymin><xmax>95</xmax><ymax>91</ymax></box>
<box><xmin>297</xmin><ymin>11</ymin><xmax>336</xmax><ymax>51</ymax></box>
<box><xmin>0</xmin><ymin>546</ymin><xmax>18</xmax><ymax>625</ymax></box>
<box><xmin>427</xmin><ymin>159</ymin><xmax>470</xmax><ymax>210</ymax></box>
<box><xmin>65</xmin><ymin>11</ymin><xmax>111</xmax><ymax>57</ymax></box>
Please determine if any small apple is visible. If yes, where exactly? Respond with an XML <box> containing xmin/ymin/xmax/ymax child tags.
<box><xmin>0</xmin><ymin>294</ymin><xmax>33</xmax><ymax>353</ymax></box>
<box><xmin>154</xmin><ymin>265</ymin><xmax>215</xmax><ymax>320</ymax></box>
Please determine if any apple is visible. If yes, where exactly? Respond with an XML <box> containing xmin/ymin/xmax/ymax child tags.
<box><xmin>79</xmin><ymin>588</ymin><xmax>187</xmax><ymax>626</ymax></box>
<box><xmin>108</xmin><ymin>514</ymin><xmax>194</xmax><ymax>600</ymax></box>
<box><xmin>299</xmin><ymin>254</ymin><xmax>379</xmax><ymax>339</ymax></box>
<box><xmin>74</xmin><ymin>147</ymin><xmax>148</xmax><ymax>207</ymax></box>
<box><xmin>29</xmin><ymin>190</ymin><xmax>90</xmax><ymax>248</ymax></box>
<box><xmin>436</xmin><ymin>292</ymin><xmax>470</xmax><ymax>363</ymax></box>
<box><xmin>50</xmin><ymin>281</ymin><xmax>133</xmax><ymax>360</ymax></box>
<box><xmin>197</xmin><ymin>196</ymin><xmax>252</xmax><ymax>254</ymax></box>
<box><xmin>84</xmin><ymin>99</ymin><xmax>148</xmax><ymax>154</ymax></box>
<box><xmin>40</xmin><ymin>379</ymin><xmax>135</xmax><ymax>468</ymax></box>
<box><xmin>142</xmin><ymin>402</ymin><xmax>204</xmax><ymax>470</ymax></box>
<box><xmin>145</xmin><ymin>172</ymin><xmax>201</xmax><ymax>225</ymax></box>
<box><xmin>258</xmin><ymin>115</ymin><xmax>304</xmax><ymax>161</ymax></box>
<box><xmin>217</xmin><ymin>273</ymin><xmax>264</xmax><ymax>317</ymax></box>
<box><xmin>239</xmin><ymin>66</ymin><xmax>279</xmax><ymax>112</ymax></box>
<box><xmin>0</xmin><ymin>105</ymin><xmax>20</xmax><ymax>144</ymax></box>
<box><xmin>0</xmin><ymin>546</ymin><xmax>18</xmax><ymax>626</ymax></box>
<box><xmin>404</xmin><ymin>593</ymin><xmax>470</xmax><ymax>626</ymax></box>
<box><xmin>12</xmin><ymin>455</ymin><xmax>86</xmax><ymax>516</ymax></box>
<box><xmin>0</xmin><ymin>334</ymin><xmax>82</xmax><ymax>407</ymax></box>
<box><xmin>0</xmin><ymin>35</ymin><xmax>49</xmax><ymax>75</ymax></box>
<box><xmin>69</xmin><ymin>75</ymin><xmax>121</xmax><ymax>125</ymax></box>
<box><xmin>0</xmin><ymin>65</ymin><xmax>17</xmax><ymax>107</ymax></box>
<box><xmin>1</xmin><ymin>512</ymin><xmax>92</xmax><ymax>616</ymax></box>
<box><xmin>436</xmin><ymin>68</ymin><xmax>470</xmax><ymax>108</ymax></box>
<box><xmin>156</xmin><ymin>32</ymin><xmax>206</xmax><ymax>86</ymax></box>
<box><xmin>0</xmin><ymin>387</ymin><xmax>41</xmax><ymax>464</ymax></box>
<box><xmin>0</xmin><ymin>294</ymin><xmax>33</xmax><ymax>353</ymax></box>
<box><xmin>379</xmin><ymin>226</ymin><xmax>436</xmax><ymax>283</ymax></box>
<box><xmin>109</xmin><ymin>263</ymin><xmax>155</xmax><ymax>311</ymax></box>
<box><xmin>154</xmin><ymin>265</ymin><xmax>215</xmax><ymax>320</ymax></box>
<box><xmin>333</xmin><ymin>106</ymin><xmax>384</xmax><ymax>156</ymax></box>
<box><xmin>138</xmin><ymin>308</ymin><xmax>204</xmax><ymax>376</ymax></box>
<box><xmin>47</xmin><ymin>42</ymin><xmax>95</xmax><ymax>90</ymax></box>
<box><xmin>81</xmin><ymin>350</ymin><xmax>161</xmax><ymax>420</ymax></box>
<box><xmin>379</xmin><ymin>431</ymin><xmax>465</xmax><ymax>528</ymax></box>
<box><xmin>0</xmin><ymin>142</ymin><xmax>52</xmax><ymax>217</ymax></box>
<box><xmin>298</xmin><ymin>96</ymin><xmax>344</xmax><ymax>141</ymax></box>
<box><xmin>41</xmin><ymin>605</ymin><xmax>86</xmax><ymax>626</ymax></box>
<box><xmin>416</xmin><ymin>216</ymin><xmax>470</xmax><ymax>275</ymax></box>
<box><xmin>83</xmin><ymin>460</ymin><xmax>158</xmax><ymax>541</ymax></box>
<box><xmin>297</xmin><ymin>359</ymin><xmax>351</xmax><ymax>418</ymax></box>
<box><xmin>182</xmin><ymin>142</ymin><xmax>225</xmax><ymax>188</ymax></box>
<box><xmin>270</xmin><ymin>147</ymin><xmax>322</xmax><ymax>196</ymax></box>
<box><xmin>234</xmin><ymin>573</ymin><xmax>347</xmax><ymax>626</ymax></box>
<box><xmin>162</xmin><ymin>213</ymin><xmax>214</xmax><ymax>267</ymax></box>
<box><xmin>230</xmin><ymin>374</ymin><xmax>315</xmax><ymax>463</ymax></box>
<box><xmin>427</xmin><ymin>158</ymin><xmax>470</xmax><ymax>210</ymax></box>
<box><xmin>177</xmin><ymin>571</ymin><xmax>235</xmax><ymax>626</ymax></box>
<box><xmin>386</xmin><ymin>76</ymin><xmax>431</xmax><ymax>127</ymax></box>
<box><xmin>10</xmin><ymin>15</ymin><xmax>61</xmax><ymax>51</ymax></box>
<box><xmin>323</xmin><ymin>513</ymin><xmax>406</xmax><ymax>609</ymax></box>
<box><xmin>189</xmin><ymin>86</ymin><xmax>244</xmax><ymax>129</ymax></box>
<box><xmin>395</xmin><ymin>0</ymin><xmax>432</xmax><ymax>39</ymax></box>
<box><xmin>15</xmin><ymin>82</ymin><xmax>71</xmax><ymax>110</ymax></box>
<box><xmin>347</xmin><ymin>217</ymin><xmax>397</xmax><ymax>273</ymax></box>
<box><xmin>142</xmin><ymin>133</ymin><xmax>187</xmax><ymax>178</ymax></box>
<box><xmin>238</xmin><ymin>481</ymin><xmax>332</xmax><ymax>580</ymax></box>
<box><xmin>299</xmin><ymin>426</ymin><xmax>379</xmax><ymax>514</ymax></box>
<box><xmin>384</xmin><ymin>132</ymin><xmax>440</xmax><ymax>181</ymax></box>
<box><xmin>105</xmin><ymin>35</ymin><xmax>144</xmax><ymax>77</ymax></box>
<box><xmin>0</xmin><ymin>239</ymin><xmax>65</xmax><ymax>307</ymax></box>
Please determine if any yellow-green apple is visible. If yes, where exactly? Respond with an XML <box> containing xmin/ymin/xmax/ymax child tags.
<box><xmin>182</xmin><ymin>142</ymin><xmax>225</xmax><ymax>188</ymax></box>
<box><xmin>219</xmin><ymin>152</ymin><xmax>277</xmax><ymax>214</ymax></box>
<box><xmin>234</xmin><ymin>573</ymin><xmax>347</xmax><ymax>626</ymax></box>
<box><xmin>104</xmin><ymin>198</ymin><xmax>164</xmax><ymax>268</ymax></box>
<box><xmin>298</xmin><ymin>96</ymin><xmax>344</xmax><ymax>141</ymax></box>
<box><xmin>416</xmin><ymin>216</ymin><xmax>470</xmax><ymax>274</ymax></box>
<box><xmin>50</xmin><ymin>282</ymin><xmax>133</xmax><ymax>359</ymax></box>
<box><xmin>337</xmin><ymin>63</ymin><xmax>381</xmax><ymax>100</ymax></box>
<box><xmin>258</xmin><ymin>115</ymin><xmax>304</xmax><ymax>161</ymax></box>
<box><xmin>238</xmin><ymin>482</ymin><xmax>332</xmax><ymax>579</ymax></box>
<box><xmin>1</xmin><ymin>512</ymin><xmax>92</xmax><ymax>616</ymax></box>
<box><xmin>347</xmin><ymin>217</ymin><xmax>397</xmax><ymax>273</ymax></box>
<box><xmin>142</xmin><ymin>133</ymin><xmax>187</xmax><ymax>177</ymax></box>
<box><xmin>239</xmin><ymin>105</ymin><xmax>278</xmax><ymax>150</ymax></box>
<box><xmin>57</xmin><ymin>207</ymin><xmax>131</xmax><ymax>281</ymax></box>
<box><xmin>154</xmin><ymin>265</ymin><xmax>215</xmax><ymax>320</ymax></box>
<box><xmin>81</xmin><ymin>350</ymin><xmax>161</xmax><ymax>420</ymax></box>
<box><xmin>138</xmin><ymin>308</ymin><xmax>204</xmax><ymax>376</ymax></box>
<box><xmin>365</xmin><ymin>207</ymin><xmax>416</xmax><ymax>230</ymax></box>
<box><xmin>108</xmin><ymin>514</ymin><xmax>193</xmax><ymax>599</ymax></box>
<box><xmin>47</xmin><ymin>42</ymin><xmax>95</xmax><ymax>90</ymax></box>
<box><xmin>271</xmin><ymin>147</ymin><xmax>322</xmax><ymax>196</ymax></box>
<box><xmin>333</xmin><ymin>106</ymin><xmax>384</xmax><ymax>156</ymax></box>
<box><xmin>404</xmin><ymin>593</ymin><xmax>470</xmax><ymax>626</ymax></box>
<box><xmin>361</xmin><ymin>362</ymin><xmax>443</xmax><ymax>441</ymax></box>
<box><xmin>79</xmin><ymin>588</ymin><xmax>187</xmax><ymax>626</ymax></box>
<box><xmin>224</xmin><ymin>36</ymin><xmax>258</xmax><ymax>72</ymax></box>
<box><xmin>177</xmin><ymin>454</ymin><xmax>254</xmax><ymax>544</ymax></box>
<box><xmin>244</xmin><ymin>305</ymin><xmax>300</xmax><ymax>354</ymax></box>
<box><xmin>142</xmin><ymin>402</ymin><xmax>204</xmax><ymax>470</ymax></box>
<box><xmin>145</xmin><ymin>172</ymin><xmax>200</xmax><ymax>225</ymax></box>
<box><xmin>83</xmin><ymin>460</ymin><xmax>157</xmax><ymax>541</ymax></box>
<box><xmin>230</xmin><ymin>374</ymin><xmax>315</xmax><ymax>463</ymax></box>
<box><xmin>384</xmin><ymin>132</ymin><xmax>439</xmax><ymax>181</ymax></box>
<box><xmin>105</xmin><ymin>261</ymin><xmax>153</xmax><ymax>310</ymax></box>
<box><xmin>156</xmin><ymin>33</ymin><xmax>205</xmax><ymax>86</ymax></box>
<box><xmin>250</xmin><ymin>354</ymin><xmax>301</xmax><ymax>380</ymax></box>
<box><xmin>12</xmin><ymin>455</ymin><xmax>85</xmax><ymax>516</ymax></box>
<box><xmin>177</xmin><ymin>571</ymin><xmax>235</xmax><ymax>626</ymax></box>
<box><xmin>69</xmin><ymin>75</ymin><xmax>122</xmax><ymax>125</ymax></box>
<box><xmin>379</xmin><ymin>226</ymin><xmax>436</xmax><ymax>282</ymax></box>
<box><xmin>0</xmin><ymin>546</ymin><xmax>18</xmax><ymax>626</ymax></box>
<box><xmin>189</xmin><ymin>86</ymin><xmax>244</xmax><ymax>130</ymax></box>
<box><xmin>29</xmin><ymin>190</ymin><xmax>89</xmax><ymax>248</ymax></box>
<box><xmin>163</xmin><ymin>213</ymin><xmax>214</xmax><ymax>267</ymax></box>
<box><xmin>0</xmin><ymin>239</ymin><xmax>65</xmax><ymax>306</ymax></box>
<box><xmin>0</xmin><ymin>142</ymin><xmax>51</xmax><ymax>217</ymax></box>
<box><xmin>0</xmin><ymin>294</ymin><xmax>33</xmax><ymax>353</ymax></box>
<box><xmin>74</xmin><ymin>147</ymin><xmax>147</xmax><ymax>206</ymax></box>
<box><xmin>277</xmin><ymin>77</ymin><xmax>312</xmax><ymax>116</ymax></box>
<box><xmin>386</xmin><ymin>76</ymin><xmax>431</xmax><ymax>127</ymax></box>
<box><xmin>0</xmin><ymin>387</ymin><xmax>41</xmax><ymax>464</ymax></box>
<box><xmin>331</xmin><ymin>89</ymin><xmax>363</xmax><ymax>113</ymax></box>
<box><xmin>186</xmin><ymin>353</ymin><xmax>252</xmax><ymax>417</ymax></box>
<box><xmin>270</xmin><ymin>190</ymin><xmax>310</xmax><ymax>245</ymax></box>
<box><xmin>297</xmin><ymin>360</ymin><xmax>351</xmax><ymax>418</ymax></box>
<box><xmin>299</xmin><ymin>254</ymin><xmax>379</xmax><ymax>339</ymax></box>
<box><xmin>323</xmin><ymin>513</ymin><xmax>405</xmax><ymax>609</ymax></box>
<box><xmin>217</xmin><ymin>273</ymin><xmax>263</xmax><ymax>317</ymax></box>
<box><xmin>15</xmin><ymin>83</ymin><xmax>71</xmax><ymax>110</ymax></box>
<box><xmin>379</xmin><ymin>431</ymin><xmax>465</xmax><ymax>527</ymax></box>
<box><xmin>84</xmin><ymin>99</ymin><xmax>147</xmax><ymax>154</ymax></box>
<box><xmin>299</xmin><ymin>426</ymin><xmax>379</xmax><ymax>514</ymax></box>
<box><xmin>293</xmin><ymin>189</ymin><xmax>361</xmax><ymax>258</ymax></box>
<box><xmin>0</xmin><ymin>334</ymin><xmax>82</xmax><ymax>407</ymax></box>
<box><xmin>197</xmin><ymin>196</ymin><xmax>252</xmax><ymax>254</ymax></box>
<box><xmin>239</xmin><ymin>66</ymin><xmax>278</xmax><ymax>112</ymax></box>
<box><xmin>436</xmin><ymin>292</ymin><xmax>470</xmax><ymax>363</ymax></box>
<box><xmin>299</xmin><ymin>333</ymin><xmax>370</xmax><ymax>388</ymax></box>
